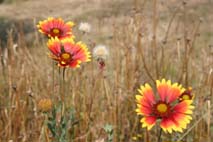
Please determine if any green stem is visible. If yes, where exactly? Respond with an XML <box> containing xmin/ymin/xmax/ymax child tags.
<box><xmin>157</xmin><ymin>128</ymin><xmax>162</xmax><ymax>142</ymax></box>
<box><xmin>62</xmin><ymin>68</ymin><xmax>66</xmax><ymax>117</ymax></box>
<box><xmin>52</xmin><ymin>61</ymin><xmax>55</xmax><ymax>96</ymax></box>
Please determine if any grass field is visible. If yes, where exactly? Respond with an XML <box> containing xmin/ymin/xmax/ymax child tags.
<box><xmin>0</xmin><ymin>0</ymin><xmax>212</xmax><ymax>142</ymax></box>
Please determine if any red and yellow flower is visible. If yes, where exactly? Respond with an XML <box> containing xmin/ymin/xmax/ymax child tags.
<box><xmin>47</xmin><ymin>37</ymin><xmax>91</xmax><ymax>68</ymax></box>
<box><xmin>179</xmin><ymin>87</ymin><xmax>194</xmax><ymax>102</ymax></box>
<box><xmin>37</xmin><ymin>17</ymin><xmax>74</xmax><ymax>39</ymax></box>
<box><xmin>135</xmin><ymin>79</ymin><xmax>194</xmax><ymax>133</ymax></box>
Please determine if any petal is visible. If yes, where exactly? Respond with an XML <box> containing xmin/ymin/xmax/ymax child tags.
<box><xmin>141</xmin><ymin>116</ymin><xmax>157</xmax><ymax>130</ymax></box>
<box><xmin>160</xmin><ymin>117</ymin><xmax>175</xmax><ymax>133</ymax></box>
<box><xmin>167</xmin><ymin>83</ymin><xmax>182</xmax><ymax>103</ymax></box>
<box><xmin>168</xmin><ymin>113</ymin><xmax>187</xmax><ymax>133</ymax></box>
<box><xmin>69</xmin><ymin>60</ymin><xmax>80</xmax><ymax>68</ymax></box>
<box><xmin>74</xmin><ymin>42</ymin><xmax>90</xmax><ymax>61</ymax></box>
<box><xmin>136</xmin><ymin>94</ymin><xmax>152</xmax><ymax>108</ymax></box>
<box><xmin>62</xmin><ymin>39</ymin><xmax>75</xmax><ymax>53</ymax></box>
<box><xmin>141</xmin><ymin>84</ymin><xmax>156</xmax><ymax>105</ymax></box>
<box><xmin>156</xmin><ymin>79</ymin><xmax>171</xmax><ymax>102</ymax></box>
<box><xmin>137</xmin><ymin>104</ymin><xmax>153</xmax><ymax>116</ymax></box>
<box><xmin>173</xmin><ymin>100</ymin><xmax>194</xmax><ymax>114</ymax></box>
<box><xmin>47</xmin><ymin>37</ymin><xmax>61</xmax><ymax>55</ymax></box>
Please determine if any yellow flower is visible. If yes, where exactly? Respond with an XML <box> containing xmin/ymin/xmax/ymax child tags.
<box><xmin>38</xmin><ymin>98</ymin><xmax>53</xmax><ymax>112</ymax></box>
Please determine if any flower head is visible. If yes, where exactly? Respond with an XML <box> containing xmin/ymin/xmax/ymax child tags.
<box><xmin>135</xmin><ymin>79</ymin><xmax>194</xmax><ymax>133</ymax></box>
<box><xmin>93</xmin><ymin>45</ymin><xmax>109</xmax><ymax>60</ymax></box>
<box><xmin>93</xmin><ymin>45</ymin><xmax>109</xmax><ymax>70</ymax></box>
<box><xmin>47</xmin><ymin>37</ymin><xmax>91</xmax><ymax>68</ymax></box>
<box><xmin>179</xmin><ymin>87</ymin><xmax>194</xmax><ymax>102</ymax></box>
<box><xmin>37</xmin><ymin>17</ymin><xmax>74</xmax><ymax>39</ymax></box>
<box><xmin>78</xmin><ymin>22</ymin><xmax>91</xmax><ymax>33</ymax></box>
<box><xmin>38</xmin><ymin>98</ymin><xmax>53</xmax><ymax>112</ymax></box>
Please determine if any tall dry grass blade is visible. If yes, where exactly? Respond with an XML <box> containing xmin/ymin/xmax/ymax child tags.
<box><xmin>152</xmin><ymin>0</ymin><xmax>159</xmax><ymax>79</ymax></box>
<box><xmin>206</xmin><ymin>100</ymin><xmax>211</xmax><ymax>142</ymax></box>
<box><xmin>137</xmin><ymin>33</ymin><xmax>155</xmax><ymax>84</ymax></box>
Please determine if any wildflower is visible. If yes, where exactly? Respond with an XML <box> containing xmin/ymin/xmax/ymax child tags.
<box><xmin>95</xmin><ymin>138</ymin><xmax>105</xmax><ymax>142</ymax></box>
<box><xmin>37</xmin><ymin>17</ymin><xmax>74</xmax><ymax>39</ymax></box>
<box><xmin>93</xmin><ymin>45</ymin><xmax>109</xmax><ymax>60</ymax></box>
<box><xmin>135</xmin><ymin>79</ymin><xmax>194</xmax><ymax>133</ymax></box>
<box><xmin>93</xmin><ymin>45</ymin><xmax>109</xmax><ymax>70</ymax></box>
<box><xmin>179</xmin><ymin>87</ymin><xmax>194</xmax><ymax>101</ymax></box>
<box><xmin>47</xmin><ymin>37</ymin><xmax>91</xmax><ymax>68</ymax></box>
<box><xmin>78</xmin><ymin>22</ymin><xmax>91</xmax><ymax>33</ymax></box>
<box><xmin>38</xmin><ymin>98</ymin><xmax>53</xmax><ymax>112</ymax></box>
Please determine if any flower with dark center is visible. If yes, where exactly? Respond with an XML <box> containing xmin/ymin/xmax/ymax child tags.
<box><xmin>179</xmin><ymin>87</ymin><xmax>194</xmax><ymax>101</ymax></box>
<box><xmin>135</xmin><ymin>79</ymin><xmax>194</xmax><ymax>133</ymax></box>
<box><xmin>37</xmin><ymin>17</ymin><xmax>74</xmax><ymax>39</ymax></box>
<box><xmin>47</xmin><ymin>37</ymin><xmax>91</xmax><ymax>68</ymax></box>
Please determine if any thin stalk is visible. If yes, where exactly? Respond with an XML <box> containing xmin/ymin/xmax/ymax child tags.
<box><xmin>160</xmin><ymin>44</ymin><xmax>165</xmax><ymax>77</ymax></box>
<box><xmin>152</xmin><ymin>0</ymin><xmax>159</xmax><ymax>78</ymax></box>
<box><xmin>134</xmin><ymin>0</ymin><xmax>138</xmax><ymax>12</ymax></box>
<box><xmin>178</xmin><ymin>1</ymin><xmax>188</xmax><ymax>86</ymax></box>
<box><xmin>189</xmin><ymin>20</ymin><xmax>201</xmax><ymax>54</ymax></box>
<box><xmin>207</xmin><ymin>100</ymin><xmax>211</xmax><ymax>142</ymax></box>
<box><xmin>52</xmin><ymin>61</ymin><xmax>55</xmax><ymax>96</ymax></box>
<box><xmin>183</xmin><ymin>1</ymin><xmax>189</xmax><ymax>87</ymax></box>
<box><xmin>138</xmin><ymin>33</ymin><xmax>155</xmax><ymax>84</ymax></box>
<box><xmin>62</xmin><ymin>67</ymin><xmax>66</xmax><ymax>116</ymax></box>
<box><xmin>58</xmin><ymin>67</ymin><xmax>61</xmax><ymax>97</ymax></box>
<box><xmin>103</xmin><ymin>77</ymin><xmax>111</xmax><ymax>108</ymax></box>
<box><xmin>145</xmin><ymin>129</ymin><xmax>150</xmax><ymax>142</ymax></box>
<box><xmin>45</xmin><ymin>115</ymin><xmax>50</xmax><ymax>142</ymax></box>
<box><xmin>58</xmin><ymin>67</ymin><xmax>64</xmax><ymax>117</ymax></box>
<box><xmin>157</xmin><ymin>128</ymin><xmax>162</xmax><ymax>142</ymax></box>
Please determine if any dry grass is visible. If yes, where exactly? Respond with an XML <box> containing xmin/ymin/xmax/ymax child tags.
<box><xmin>0</xmin><ymin>0</ymin><xmax>212</xmax><ymax>142</ymax></box>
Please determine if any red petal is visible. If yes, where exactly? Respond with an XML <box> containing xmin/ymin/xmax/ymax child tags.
<box><xmin>69</xmin><ymin>60</ymin><xmax>78</xmax><ymax>68</ymax></box>
<box><xmin>157</xmin><ymin>83</ymin><xmax>169</xmax><ymax>102</ymax></box>
<box><xmin>48</xmin><ymin>41</ymin><xmax>61</xmax><ymax>55</ymax></box>
<box><xmin>144</xmin><ymin>116</ymin><xmax>157</xmax><ymax>125</ymax></box>
<box><xmin>169</xmin><ymin>113</ymin><xmax>181</xmax><ymax>127</ymax></box>
<box><xmin>73</xmin><ymin>49</ymin><xmax>87</xmax><ymax>61</ymax></box>
<box><xmin>173</xmin><ymin>101</ymin><xmax>188</xmax><ymax>113</ymax></box>
<box><xmin>167</xmin><ymin>86</ymin><xmax>181</xmax><ymax>103</ymax></box>
<box><xmin>143</xmin><ymin>85</ymin><xmax>156</xmax><ymax>105</ymax></box>
<box><xmin>160</xmin><ymin>117</ymin><xmax>174</xmax><ymax>129</ymax></box>
<box><xmin>140</xmin><ymin>105</ymin><xmax>153</xmax><ymax>116</ymax></box>
<box><xmin>63</xmin><ymin>42</ymin><xmax>74</xmax><ymax>53</ymax></box>
<box><xmin>140</xmin><ymin>97</ymin><xmax>153</xmax><ymax>108</ymax></box>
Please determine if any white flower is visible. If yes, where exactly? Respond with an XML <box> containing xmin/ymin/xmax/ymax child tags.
<box><xmin>95</xmin><ymin>138</ymin><xmax>104</xmax><ymax>142</ymax></box>
<box><xmin>78</xmin><ymin>22</ymin><xmax>91</xmax><ymax>33</ymax></box>
<box><xmin>93</xmin><ymin>45</ymin><xmax>109</xmax><ymax>60</ymax></box>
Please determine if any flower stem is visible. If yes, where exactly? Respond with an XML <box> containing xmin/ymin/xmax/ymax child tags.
<box><xmin>157</xmin><ymin>128</ymin><xmax>162</xmax><ymax>142</ymax></box>
<box><xmin>61</xmin><ymin>67</ymin><xmax>66</xmax><ymax>116</ymax></box>
<box><xmin>52</xmin><ymin>61</ymin><xmax>55</xmax><ymax>96</ymax></box>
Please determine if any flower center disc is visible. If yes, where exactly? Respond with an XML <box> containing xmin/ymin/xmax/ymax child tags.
<box><xmin>52</xmin><ymin>28</ymin><xmax>60</xmax><ymax>34</ymax></box>
<box><xmin>182</xmin><ymin>94</ymin><xmax>190</xmax><ymax>100</ymax></box>
<box><xmin>61</xmin><ymin>53</ymin><xmax>71</xmax><ymax>60</ymax></box>
<box><xmin>156</xmin><ymin>103</ymin><xmax>168</xmax><ymax>113</ymax></box>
